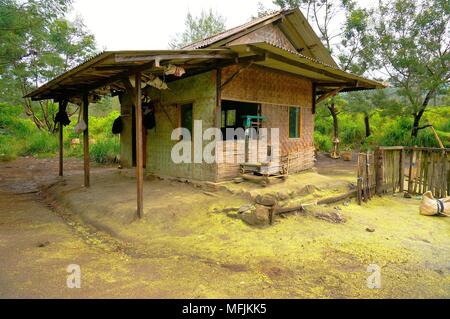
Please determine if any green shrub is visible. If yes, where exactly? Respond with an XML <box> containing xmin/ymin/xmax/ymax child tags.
<box><xmin>20</xmin><ymin>131</ymin><xmax>58</xmax><ymax>157</ymax></box>
<box><xmin>90</xmin><ymin>138</ymin><xmax>120</xmax><ymax>164</ymax></box>
<box><xmin>314</xmin><ymin>131</ymin><xmax>332</xmax><ymax>151</ymax></box>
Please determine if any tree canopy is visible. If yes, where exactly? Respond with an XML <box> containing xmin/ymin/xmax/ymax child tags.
<box><xmin>169</xmin><ymin>9</ymin><xmax>226</xmax><ymax>49</ymax></box>
<box><xmin>0</xmin><ymin>0</ymin><xmax>97</xmax><ymax>131</ymax></box>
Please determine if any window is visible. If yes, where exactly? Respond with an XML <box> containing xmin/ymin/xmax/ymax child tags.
<box><xmin>180</xmin><ymin>103</ymin><xmax>193</xmax><ymax>139</ymax></box>
<box><xmin>289</xmin><ymin>107</ymin><xmax>302</xmax><ymax>138</ymax></box>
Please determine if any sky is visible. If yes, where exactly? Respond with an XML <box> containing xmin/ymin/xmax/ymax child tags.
<box><xmin>71</xmin><ymin>0</ymin><xmax>277</xmax><ymax>50</ymax></box>
<box><xmin>70</xmin><ymin>0</ymin><xmax>375</xmax><ymax>51</ymax></box>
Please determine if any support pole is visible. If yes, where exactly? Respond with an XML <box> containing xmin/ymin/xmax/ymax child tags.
<box><xmin>135</xmin><ymin>72</ymin><xmax>144</xmax><ymax>219</ymax></box>
<box><xmin>312</xmin><ymin>83</ymin><xmax>316</xmax><ymax>114</ymax></box>
<box><xmin>58</xmin><ymin>100</ymin><xmax>66</xmax><ymax>177</ymax></box>
<box><xmin>215</xmin><ymin>68</ymin><xmax>222</xmax><ymax>128</ymax></box>
<box><xmin>83</xmin><ymin>94</ymin><xmax>90</xmax><ymax>188</ymax></box>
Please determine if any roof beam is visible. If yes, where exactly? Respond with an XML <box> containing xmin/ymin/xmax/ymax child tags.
<box><xmin>315</xmin><ymin>87</ymin><xmax>345</xmax><ymax>104</ymax></box>
<box><xmin>247</xmin><ymin>45</ymin><xmax>352</xmax><ymax>83</ymax></box>
<box><xmin>114</xmin><ymin>53</ymin><xmax>235</xmax><ymax>63</ymax></box>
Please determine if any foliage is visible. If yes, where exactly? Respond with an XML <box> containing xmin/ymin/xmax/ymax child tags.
<box><xmin>314</xmin><ymin>104</ymin><xmax>450</xmax><ymax>152</ymax></box>
<box><xmin>0</xmin><ymin>102</ymin><xmax>120</xmax><ymax>163</ymax></box>
<box><xmin>169</xmin><ymin>9</ymin><xmax>226</xmax><ymax>49</ymax></box>
<box><xmin>0</xmin><ymin>0</ymin><xmax>97</xmax><ymax>132</ymax></box>
<box><xmin>368</xmin><ymin>0</ymin><xmax>450</xmax><ymax>137</ymax></box>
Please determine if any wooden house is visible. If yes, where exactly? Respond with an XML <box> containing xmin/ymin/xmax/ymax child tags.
<box><xmin>26</xmin><ymin>9</ymin><xmax>384</xmax><ymax>217</ymax></box>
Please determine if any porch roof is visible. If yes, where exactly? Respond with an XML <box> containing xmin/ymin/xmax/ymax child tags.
<box><xmin>25</xmin><ymin>43</ymin><xmax>386</xmax><ymax>101</ymax></box>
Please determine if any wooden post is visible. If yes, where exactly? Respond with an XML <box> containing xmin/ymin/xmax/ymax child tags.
<box><xmin>83</xmin><ymin>94</ymin><xmax>90</xmax><ymax>188</ymax></box>
<box><xmin>375</xmin><ymin>148</ymin><xmax>384</xmax><ymax>195</ymax></box>
<box><xmin>215</xmin><ymin>68</ymin><xmax>222</xmax><ymax>128</ymax></box>
<box><xmin>135</xmin><ymin>72</ymin><xmax>144</xmax><ymax>219</ymax></box>
<box><xmin>399</xmin><ymin>148</ymin><xmax>404</xmax><ymax>193</ymax></box>
<box><xmin>365</xmin><ymin>152</ymin><xmax>371</xmax><ymax>200</ymax></box>
<box><xmin>407</xmin><ymin>147</ymin><xmax>415</xmax><ymax>194</ymax></box>
<box><xmin>58</xmin><ymin>100</ymin><xmax>66</xmax><ymax>177</ymax></box>
<box><xmin>312</xmin><ymin>83</ymin><xmax>316</xmax><ymax>114</ymax></box>
<box><xmin>357</xmin><ymin>153</ymin><xmax>362</xmax><ymax>205</ymax></box>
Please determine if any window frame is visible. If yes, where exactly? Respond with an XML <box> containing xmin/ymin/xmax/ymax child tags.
<box><xmin>288</xmin><ymin>106</ymin><xmax>302</xmax><ymax>139</ymax></box>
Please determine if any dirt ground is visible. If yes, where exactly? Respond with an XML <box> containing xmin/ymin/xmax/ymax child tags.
<box><xmin>0</xmin><ymin>156</ymin><xmax>449</xmax><ymax>298</ymax></box>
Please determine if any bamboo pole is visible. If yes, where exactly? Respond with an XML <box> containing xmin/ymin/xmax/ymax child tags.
<box><xmin>135</xmin><ymin>72</ymin><xmax>144</xmax><ymax>219</ymax></box>
<box><xmin>399</xmin><ymin>148</ymin><xmax>404</xmax><ymax>193</ymax></box>
<box><xmin>83</xmin><ymin>94</ymin><xmax>90</xmax><ymax>188</ymax></box>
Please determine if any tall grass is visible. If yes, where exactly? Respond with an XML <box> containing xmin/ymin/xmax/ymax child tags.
<box><xmin>314</xmin><ymin>106</ymin><xmax>450</xmax><ymax>151</ymax></box>
<box><xmin>0</xmin><ymin>102</ymin><xmax>120</xmax><ymax>163</ymax></box>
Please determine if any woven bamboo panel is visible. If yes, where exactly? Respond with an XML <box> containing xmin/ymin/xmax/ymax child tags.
<box><xmin>261</xmin><ymin>104</ymin><xmax>314</xmax><ymax>157</ymax></box>
<box><xmin>221</xmin><ymin>65</ymin><xmax>312</xmax><ymax>106</ymax></box>
<box><xmin>228</xmin><ymin>24</ymin><xmax>297</xmax><ymax>52</ymax></box>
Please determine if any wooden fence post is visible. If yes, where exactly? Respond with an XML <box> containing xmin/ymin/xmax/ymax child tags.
<box><xmin>407</xmin><ymin>147</ymin><xmax>415</xmax><ymax>194</ymax></box>
<box><xmin>375</xmin><ymin>148</ymin><xmax>384</xmax><ymax>195</ymax></box>
<box><xmin>399</xmin><ymin>148</ymin><xmax>404</xmax><ymax>193</ymax></box>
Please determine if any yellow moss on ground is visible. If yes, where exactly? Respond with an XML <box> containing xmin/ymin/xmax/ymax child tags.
<box><xmin>46</xmin><ymin>170</ymin><xmax>450</xmax><ymax>298</ymax></box>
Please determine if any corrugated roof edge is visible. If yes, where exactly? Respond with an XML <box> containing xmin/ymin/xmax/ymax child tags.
<box><xmin>181</xmin><ymin>9</ymin><xmax>292</xmax><ymax>50</ymax></box>
<box><xmin>244</xmin><ymin>41</ymin><xmax>387</xmax><ymax>88</ymax></box>
<box><xmin>23</xmin><ymin>51</ymin><xmax>109</xmax><ymax>98</ymax></box>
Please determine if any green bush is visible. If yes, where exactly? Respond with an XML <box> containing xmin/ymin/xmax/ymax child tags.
<box><xmin>314</xmin><ymin>131</ymin><xmax>332</xmax><ymax>152</ymax></box>
<box><xmin>90</xmin><ymin>138</ymin><xmax>120</xmax><ymax>164</ymax></box>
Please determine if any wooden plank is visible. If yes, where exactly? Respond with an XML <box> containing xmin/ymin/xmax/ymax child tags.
<box><xmin>398</xmin><ymin>149</ymin><xmax>405</xmax><ymax>193</ymax></box>
<box><xmin>375</xmin><ymin>148</ymin><xmax>384</xmax><ymax>195</ymax></box>
<box><xmin>315</xmin><ymin>87</ymin><xmax>344</xmax><ymax>105</ymax></box>
<box><xmin>83</xmin><ymin>94</ymin><xmax>90</xmax><ymax>188</ymax></box>
<box><xmin>114</xmin><ymin>53</ymin><xmax>234</xmax><ymax>63</ymax></box>
<box><xmin>312</xmin><ymin>83</ymin><xmax>316</xmax><ymax>114</ymax></box>
<box><xmin>135</xmin><ymin>72</ymin><xmax>144</xmax><ymax>219</ymax></box>
<box><xmin>407</xmin><ymin>147</ymin><xmax>415</xmax><ymax>194</ymax></box>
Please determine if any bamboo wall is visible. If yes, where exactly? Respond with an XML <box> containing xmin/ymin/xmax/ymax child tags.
<box><xmin>219</xmin><ymin>64</ymin><xmax>315</xmax><ymax>180</ymax></box>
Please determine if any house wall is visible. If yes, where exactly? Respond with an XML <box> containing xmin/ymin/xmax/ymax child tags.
<box><xmin>218</xmin><ymin>64</ymin><xmax>315</xmax><ymax>179</ymax></box>
<box><xmin>119</xmin><ymin>65</ymin><xmax>315</xmax><ymax>182</ymax></box>
<box><xmin>119</xmin><ymin>70</ymin><xmax>218</xmax><ymax>181</ymax></box>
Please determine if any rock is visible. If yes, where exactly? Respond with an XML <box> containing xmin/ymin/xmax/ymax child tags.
<box><xmin>237</xmin><ymin>205</ymin><xmax>253</xmax><ymax>214</ymax></box>
<box><xmin>255</xmin><ymin>194</ymin><xmax>277</xmax><ymax>206</ymax></box>
<box><xmin>240</xmin><ymin>205</ymin><xmax>271</xmax><ymax>226</ymax></box>
<box><xmin>297</xmin><ymin>185</ymin><xmax>318</xmax><ymax>196</ymax></box>
<box><xmin>304</xmin><ymin>206</ymin><xmax>346</xmax><ymax>224</ymax></box>
<box><xmin>277</xmin><ymin>191</ymin><xmax>290</xmax><ymax>201</ymax></box>
<box><xmin>233</xmin><ymin>177</ymin><xmax>244</xmax><ymax>184</ymax></box>
<box><xmin>404</xmin><ymin>192</ymin><xmax>412</xmax><ymax>199</ymax></box>
<box><xmin>366</xmin><ymin>227</ymin><xmax>375</xmax><ymax>233</ymax></box>
<box><xmin>37</xmin><ymin>241</ymin><xmax>50</xmax><ymax>248</ymax></box>
<box><xmin>343</xmin><ymin>200</ymin><xmax>351</xmax><ymax>207</ymax></box>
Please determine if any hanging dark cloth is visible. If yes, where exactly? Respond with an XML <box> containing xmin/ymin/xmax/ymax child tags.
<box><xmin>112</xmin><ymin>116</ymin><xmax>123</xmax><ymax>134</ymax></box>
<box><xmin>54</xmin><ymin>110</ymin><xmax>70</xmax><ymax>126</ymax></box>
<box><xmin>143</xmin><ymin>102</ymin><xmax>156</xmax><ymax>130</ymax></box>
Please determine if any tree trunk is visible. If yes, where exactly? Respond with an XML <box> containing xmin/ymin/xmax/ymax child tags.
<box><xmin>364</xmin><ymin>113</ymin><xmax>371</xmax><ymax>138</ymax></box>
<box><xmin>411</xmin><ymin>89</ymin><xmax>435</xmax><ymax>138</ymax></box>
<box><xmin>328</xmin><ymin>102</ymin><xmax>339</xmax><ymax>139</ymax></box>
<box><xmin>411</xmin><ymin>111</ymin><xmax>423</xmax><ymax>138</ymax></box>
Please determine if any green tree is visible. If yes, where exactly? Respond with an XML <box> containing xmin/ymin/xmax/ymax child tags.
<box><xmin>0</xmin><ymin>0</ymin><xmax>97</xmax><ymax>132</ymax></box>
<box><xmin>369</xmin><ymin>0</ymin><xmax>450</xmax><ymax>138</ymax></box>
<box><xmin>169</xmin><ymin>9</ymin><xmax>226</xmax><ymax>49</ymax></box>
